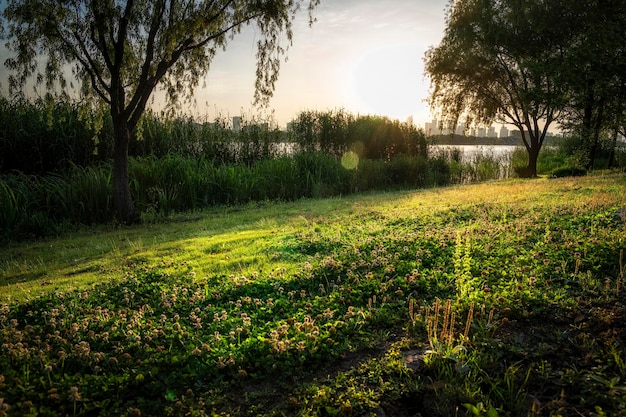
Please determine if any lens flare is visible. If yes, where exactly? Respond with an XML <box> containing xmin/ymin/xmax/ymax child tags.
<box><xmin>341</xmin><ymin>151</ymin><xmax>359</xmax><ymax>170</ymax></box>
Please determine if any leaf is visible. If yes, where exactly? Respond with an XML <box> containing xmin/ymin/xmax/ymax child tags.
<box><xmin>486</xmin><ymin>406</ymin><xmax>500</xmax><ymax>417</ymax></box>
<box><xmin>165</xmin><ymin>390</ymin><xmax>176</xmax><ymax>402</ymax></box>
<box><xmin>324</xmin><ymin>406</ymin><xmax>340</xmax><ymax>416</ymax></box>
<box><xmin>455</xmin><ymin>361</ymin><xmax>470</xmax><ymax>375</ymax></box>
<box><xmin>463</xmin><ymin>403</ymin><xmax>480</xmax><ymax>415</ymax></box>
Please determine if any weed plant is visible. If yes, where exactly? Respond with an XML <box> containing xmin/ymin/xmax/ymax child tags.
<box><xmin>433</xmin><ymin>146</ymin><xmax>513</xmax><ymax>183</ymax></box>
<box><xmin>132</xmin><ymin>112</ymin><xmax>285</xmax><ymax>165</ymax></box>
<box><xmin>1</xmin><ymin>174</ymin><xmax>625</xmax><ymax>416</ymax></box>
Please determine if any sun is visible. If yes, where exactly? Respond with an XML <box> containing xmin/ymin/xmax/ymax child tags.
<box><xmin>346</xmin><ymin>43</ymin><xmax>423</xmax><ymax>120</ymax></box>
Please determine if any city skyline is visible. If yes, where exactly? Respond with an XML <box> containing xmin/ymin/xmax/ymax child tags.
<box><xmin>425</xmin><ymin>119</ymin><xmax>518</xmax><ymax>138</ymax></box>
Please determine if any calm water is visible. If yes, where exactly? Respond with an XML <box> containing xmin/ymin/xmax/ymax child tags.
<box><xmin>431</xmin><ymin>145</ymin><xmax>521</xmax><ymax>162</ymax></box>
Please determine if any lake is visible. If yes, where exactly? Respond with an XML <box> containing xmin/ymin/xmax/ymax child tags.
<box><xmin>430</xmin><ymin>144</ymin><xmax>522</xmax><ymax>162</ymax></box>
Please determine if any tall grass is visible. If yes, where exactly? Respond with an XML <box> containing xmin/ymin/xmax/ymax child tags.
<box><xmin>0</xmin><ymin>96</ymin><xmax>101</xmax><ymax>173</ymax></box>
<box><xmin>432</xmin><ymin>146</ymin><xmax>512</xmax><ymax>183</ymax></box>
<box><xmin>0</xmin><ymin>97</ymin><xmax>290</xmax><ymax>176</ymax></box>
<box><xmin>1</xmin><ymin>152</ymin><xmax>462</xmax><ymax>241</ymax></box>
<box><xmin>132</xmin><ymin>112</ymin><xmax>286</xmax><ymax>164</ymax></box>
<box><xmin>0</xmin><ymin>164</ymin><xmax>114</xmax><ymax>240</ymax></box>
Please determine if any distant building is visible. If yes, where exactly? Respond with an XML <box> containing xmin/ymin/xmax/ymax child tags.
<box><xmin>425</xmin><ymin>119</ymin><xmax>460</xmax><ymax>135</ymax></box>
<box><xmin>499</xmin><ymin>125</ymin><xmax>509</xmax><ymax>138</ymax></box>
<box><xmin>511</xmin><ymin>130</ymin><xmax>522</xmax><ymax>139</ymax></box>
<box><xmin>455</xmin><ymin>123</ymin><xmax>466</xmax><ymax>136</ymax></box>
<box><xmin>425</xmin><ymin>119</ymin><xmax>441</xmax><ymax>136</ymax></box>
<box><xmin>477</xmin><ymin>127</ymin><xmax>486</xmax><ymax>138</ymax></box>
<box><xmin>488</xmin><ymin>126</ymin><xmax>497</xmax><ymax>138</ymax></box>
<box><xmin>232</xmin><ymin>116</ymin><xmax>241</xmax><ymax>132</ymax></box>
<box><xmin>425</xmin><ymin>119</ymin><xmax>442</xmax><ymax>136</ymax></box>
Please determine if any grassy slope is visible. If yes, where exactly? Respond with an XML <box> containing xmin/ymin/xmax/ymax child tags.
<box><xmin>1</xmin><ymin>173</ymin><xmax>625</xmax><ymax>416</ymax></box>
<box><xmin>2</xmin><ymin>175</ymin><xmax>622</xmax><ymax>303</ymax></box>
<box><xmin>1</xmin><ymin>193</ymin><xmax>374</xmax><ymax>303</ymax></box>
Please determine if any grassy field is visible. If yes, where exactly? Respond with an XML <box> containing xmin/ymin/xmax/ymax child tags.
<box><xmin>1</xmin><ymin>173</ymin><xmax>625</xmax><ymax>416</ymax></box>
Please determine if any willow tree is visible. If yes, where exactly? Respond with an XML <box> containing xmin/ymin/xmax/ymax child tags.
<box><xmin>1</xmin><ymin>0</ymin><xmax>319</xmax><ymax>223</ymax></box>
<box><xmin>424</xmin><ymin>0</ymin><xmax>569</xmax><ymax>177</ymax></box>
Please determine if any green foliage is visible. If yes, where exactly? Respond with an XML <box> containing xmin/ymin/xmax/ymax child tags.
<box><xmin>132</xmin><ymin>112</ymin><xmax>286</xmax><ymax>165</ymax></box>
<box><xmin>556</xmin><ymin>1</ymin><xmax>626</xmax><ymax>170</ymax></box>
<box><xmin>435</xmin><ymin>147</ymin><xmax>510</xmax><ymax>183</ymax></box>
<box><xmin>1</xmin><ymin>175</ymin><xmax>625</xmax><ymax>416</ymax></box>
<box><xmin>0</xmin><ymin>165</ymin><xmax>113</xmax><ymax>240</ymax></box>
<box><xmin>290</xmin><ymin>109</ymin><xmax>428</xmax><ymax>160</ymax></box>
<box><xmin>0</xmin><ymin>95</ymin><xmax>595</xmax><ymax>241</ymax></box>
<box><xmin>551</xmin><ymin>166</ymin><xmax>588</xmax><ymax>178</ymax></box>
<box><xmin>2</xmin><ymin>144</ymin><xmax>582</xmax><ymax>242</ymax></box>
<box><xmin>2</xmin><ymin>0</ymin><xmax>321</xmax><ymax>223</ymax></box>
<box><xmin>425</xmin><ymin>0</ymin><xmax>569</xmax><ymax>177</ymax></box>
<box><xmin>0</xmin><ymin>96</ymin><xmax>101</xmax><ymax>174</ymax></box>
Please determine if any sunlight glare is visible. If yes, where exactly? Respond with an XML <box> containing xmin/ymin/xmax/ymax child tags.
<box><xmin>347</xmin><ymin>44</ymin><xmax>422</xmax><ymax>121</ymax></box>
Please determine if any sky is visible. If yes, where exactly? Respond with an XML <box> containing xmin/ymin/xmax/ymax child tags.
<box><xmin>0</xmin><ymin>0</ymin><xmax>450</xmax><ymax>129</ymax></box>
<box><xmin>197</xmin><ymin>0</ymin><xmax>449</xmax><ymax>128</ymax></box>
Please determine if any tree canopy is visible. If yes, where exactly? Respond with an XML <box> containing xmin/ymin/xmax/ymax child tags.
<box><xmin>557</xmin><ymin>0</ymin><xmax>626</xmax><ymax>169</ymax></box>
<box><xmin>426</xmin><ymin>0</ymin><xmax>626</xmax><ymax>175</ymax></box>
<box><xmin>1</xmin><ymin>0</ymin><xmax>319</xmax><ymax>223</ymax></box>
<box><xmin>425</xmin><ymin>0</ymin><xmax>572</xmax><ymax>177</ymax></box>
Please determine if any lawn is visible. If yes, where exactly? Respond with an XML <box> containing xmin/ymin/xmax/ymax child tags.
<box><xmin>1</xmin><ymin>173</ymin><xmax>625</xmax><ymax>416</ymax></box>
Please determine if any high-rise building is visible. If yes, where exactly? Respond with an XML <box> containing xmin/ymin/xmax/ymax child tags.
<box><xmin>455</xmin><ymin>123</ymin><xmax>466</xmax><ymax>136</ymax></box>
<box><xmin>232</xmin><ymin>116</ymin><xmax>241</xmax><ymax>132</ymax></box>
<box><xmin>425</xmin><ymin>121</ymin><xmax>433</xmax><ymax>135</ymax></box>
<box><xmin>499</xmin><ymin>125</ymin><xmax>509</xmax><ymax>138</ymax></box>
<box><xmin>425</xmin><ymin>119</ymin><xmax>442</xmax><ymax>136</ymax></box>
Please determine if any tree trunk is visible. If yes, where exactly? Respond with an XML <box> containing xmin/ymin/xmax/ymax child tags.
<box><xmin>112</xmin><ymin>117</ymin><xmax>139</xmax><ymax>224</ymax></box>
<box><xmin>608</xmin><ymin>126</ymin><xmax>618</xmax><ymax>168</ymax></box>
<box><xmin>527</xmin><ymin>145</ymin><xmax>539</xmax><ymax>178</ymax></box>
<box><xmin>588</xmin><ymin>98</ymin><xmax>605</xmax><ymax>170</ymax></box>
<box><xmin>520</xmin><ymin>129</ymin><xmax>540</xmax><ymax>178</ymax></box>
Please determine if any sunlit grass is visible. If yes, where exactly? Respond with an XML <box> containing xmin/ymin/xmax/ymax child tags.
<box><xmin>0</xmin><ymin>196</ymin><xmax>354</xmax><ymax>303</ymax></box>
<box><xmin>1</xmin><ymin>173</ymin><xmax>624</xmax><ymax>416</ymax></box>
<box><xmin>2</xmin><ymin>174</ymin><xmax>623</xmax><ymax>304</ymax></box>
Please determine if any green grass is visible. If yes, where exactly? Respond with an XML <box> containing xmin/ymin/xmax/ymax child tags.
<box><xmin>1</xmin><ymin>173</ymin><xmax>625</xmax><ymax>416</ymax></box>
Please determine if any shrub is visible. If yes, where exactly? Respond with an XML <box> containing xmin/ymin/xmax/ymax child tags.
<box><xmin>550</xmin><ymin>166</ymin><xmax>587</xmax><ymax>178</ymax></box>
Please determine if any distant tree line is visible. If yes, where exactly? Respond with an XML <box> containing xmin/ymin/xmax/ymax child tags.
<box><xmin>290</xmin><ymin>109</ymin><xmax>428</xmax><ymax>160</ymax></box>
<box><xmin>0</xmin><ymin>97</ymin><xmax>428</xmax><ymax>176</ymax></box>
